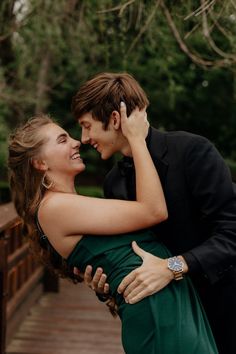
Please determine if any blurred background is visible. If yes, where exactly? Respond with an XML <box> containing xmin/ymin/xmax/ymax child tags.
<box><xmin>1</xmin><ymin>0</ymin><xmax>236</xmax><ymax>200</ymax></box>
<box><xmin>1</xmin><ymin>2</ymin><xmax>236</xmax><ymax>352</ymax></box>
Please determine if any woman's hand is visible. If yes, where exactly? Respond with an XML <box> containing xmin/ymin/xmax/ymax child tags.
<box><xmin>120</xmin><ymin>102</ymin><xmax>149</xmax><ymax>141</ymax></box>
<box><xmin>73</xmin><ymin>266</ymin><xmax>110</xmax><ymax>295</ymax></box>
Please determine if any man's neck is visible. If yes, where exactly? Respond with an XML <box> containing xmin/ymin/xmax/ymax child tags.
<box><xmin>121</xmin><ymin>143</ymin><xmax>133</xmax><ymax>157</ymax></box>
<box><xmin>119</xmin><ymin>127</ymin><xmax>151</xmax><ymax>158</ymax></box>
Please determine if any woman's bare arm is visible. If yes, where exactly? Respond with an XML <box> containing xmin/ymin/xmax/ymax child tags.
<box><xmin>40</xmin><ymin>103</ymin><xmax>167</xmax><ymax>238</ymax></box>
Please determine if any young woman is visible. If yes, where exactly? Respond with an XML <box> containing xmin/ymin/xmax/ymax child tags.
<box><xmin>8</xmin><ymin>104</ymin><xmax>218</xmax><ymax>353</ymax></box>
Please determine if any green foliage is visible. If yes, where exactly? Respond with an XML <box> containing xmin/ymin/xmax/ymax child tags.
<box><xmin>77</xmin><ymin>185</ymin><xmax>103</xmax><ymax>198</ymax></box>
<box><xmin>0</xmin><ymin>0</ymin><xmax>236</xmax><ymax>183</ymax></box>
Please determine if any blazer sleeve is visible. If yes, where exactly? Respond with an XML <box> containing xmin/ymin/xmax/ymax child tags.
<box><xmin>182</xmin><ymin>136</ymin><xmax>236</xmax><ymax>284</ymax></box>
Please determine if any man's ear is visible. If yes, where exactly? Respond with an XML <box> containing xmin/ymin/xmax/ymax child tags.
<box><xmin>31</xmin><ymin>158</ymin><xmax>48</xmax><ymax>172</ymax></box>
<box><xmin>110</xmin><ymin>111</ymin><xmax>121</xmax><ymax>130</ymax></box>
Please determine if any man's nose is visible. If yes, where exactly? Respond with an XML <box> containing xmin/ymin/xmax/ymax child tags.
<box><xmin>81</xmin><ymin>130</ymin><xmax>90</xmax><ymax>144</ymax></box>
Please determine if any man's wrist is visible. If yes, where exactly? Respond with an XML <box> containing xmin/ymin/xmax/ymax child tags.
<box><xmin>167</xmin><ymin>255</ymin><xmax>189</xmax><ymax>281</ymax></box>
<box><xmin>177</xmin><ymin>255</ymin><xmax>189</xmax><ymax>274</ymax></box>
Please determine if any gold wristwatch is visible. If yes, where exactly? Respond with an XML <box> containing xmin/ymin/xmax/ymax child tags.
<box><xmin>167</xmin><ymin>256</ymin><xmax>184</xmax><ymax>281</ymax></box>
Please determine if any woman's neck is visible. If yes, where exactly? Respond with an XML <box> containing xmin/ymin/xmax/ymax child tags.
<box><xmin>47</xmin><ymin>173</ymin><xmax>77</xmax><ymax>194</ymax></box>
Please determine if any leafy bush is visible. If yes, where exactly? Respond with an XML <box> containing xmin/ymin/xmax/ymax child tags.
<box><xmin>76</xmin><ymin>185</ymin><xmax>103</xmax><ymax>198</ymax></box>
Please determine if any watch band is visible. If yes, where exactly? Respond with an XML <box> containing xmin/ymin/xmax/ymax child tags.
<box><xmin>173</xmin><ymin>270</ymin><xmax>184</xmax><ymax>281</ymax></box>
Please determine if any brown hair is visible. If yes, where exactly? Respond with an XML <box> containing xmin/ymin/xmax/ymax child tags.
<box><xmin>8</xmin><ymin>114</ymin><xmax>82</xmax><ymax>283</ymax></box>
<box><xmin>71</xmin><ymin>72</ymin><xmax>149</xmax><ymax>128</ymax></box>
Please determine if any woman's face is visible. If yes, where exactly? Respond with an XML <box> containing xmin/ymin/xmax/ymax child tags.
<box><xmin>39</xmin><ymin>123</ymin><xmax>85</xmax><ymax>176</ymax></box>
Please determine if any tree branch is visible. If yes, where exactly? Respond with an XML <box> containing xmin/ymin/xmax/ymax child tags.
<box><xmin>160</xmin><ymin>0</ymin><xmax>228</xmax><ymax>68</ymax></box>
<box><xmin>184</xmin><ymin>0</ymin><xmax>217</xmax><ymax>21</ymax></box>
<box><xmin>200</xmin><ymin>0</ymin><xmax>236</xmax><ymax>60</ymax></box>
<box><xmin>127</xmin><ymin>0</ymin><xmax>160</xmax><ymax>55</ymax></box>
<box><xmin>97</xmin><ymin>0</ymin><xmax>136</xmax><ymax>16</ymax></box>
<box><xmin>230</xmin><ymin>0</ymin><xmax>236</xmax><ymax>11</ymax></box>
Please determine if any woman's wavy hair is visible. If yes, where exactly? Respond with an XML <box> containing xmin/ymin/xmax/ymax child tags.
<box><xmin>8</xmin><ymin>114</ymin><xmax>82</xmax><ymax>283</ymax></box>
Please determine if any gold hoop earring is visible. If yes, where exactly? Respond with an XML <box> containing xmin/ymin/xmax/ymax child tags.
<box><xmin>42</xmin><ymin>173</ymin><xmax>53</xmax><ymax>190</ymax></box>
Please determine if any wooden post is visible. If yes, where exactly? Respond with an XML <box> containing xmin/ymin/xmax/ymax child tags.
<box><xmin>0</xmin><ymin>238</ymin><xmax>8</xmax><ymax>354</ymax></box>
<box><xmin>43</xmin><ymin>269</ymin><xmax>59</xmax><ymax>293</ymax></box>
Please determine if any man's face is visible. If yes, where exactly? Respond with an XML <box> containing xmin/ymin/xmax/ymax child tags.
<box><xmin>78</xmin><ymin>112</ymin><xmax>121</xmax><ymax>160</ymax></box>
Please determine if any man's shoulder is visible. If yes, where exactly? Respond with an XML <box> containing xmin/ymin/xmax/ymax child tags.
<box><xmin>151</xmin><ymin>126</ymin><xmax>209</xmax><ymax>143</ymax></box>
<box><xmin>150</xmin><ymin>127</ymin><xmax>212</xmax><ymax>152</ymax></box>
<box><xmin>104</xmin><ymin>128</ymin><xmax>214</xmax><ymax>185</ymax></box>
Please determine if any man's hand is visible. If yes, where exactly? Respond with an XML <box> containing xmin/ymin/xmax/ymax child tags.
<box><xmin>73</xmin><ymin>265</ymin><xmax>110</xmax><ymax>295</ymax></box>
<box><xmin>117</xmin><ymin>241</ymin><xmax>174</xmax><ymax>304</ymax></box>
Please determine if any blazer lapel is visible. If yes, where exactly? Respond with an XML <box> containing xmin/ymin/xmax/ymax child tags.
<box><xmin>147</xmin><ymin>127</ymin><xmax>169</xmax><ymax>186</ymax></box>
<box><xmin>104</xmin><ymin>127</ymin><xmax>169</xmax><ymax>200</ymax></box>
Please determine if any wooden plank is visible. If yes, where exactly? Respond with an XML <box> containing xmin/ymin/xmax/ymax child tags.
<box><xmin>7</xmin><ymin>279</ymin><xmax>124</xmax><ymax>354</ymax></box>
<box><xmin>7</xmin><ymin>267</ymin><xmax>44</xmax><ymax>320</ymax></box>
<box><xmin>7</xmin><ymin>244</ymin><xmax>29</xmax><ymax>271</ymax></box>
<box><xmin>6</xmin><ymin>283</ymin><xmax>43</xmax><ymax>346</ymax></box>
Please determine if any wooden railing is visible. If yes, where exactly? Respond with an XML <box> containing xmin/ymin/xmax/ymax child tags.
<box><xmin>0</xmin><ymin>203</ymin><xmax>59</xmax><ymax>354</ymax></box>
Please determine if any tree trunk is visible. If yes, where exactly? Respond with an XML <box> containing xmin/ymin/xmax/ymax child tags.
<box><xmin>35</xmin><ymin>53</ymin><xmax>51</xmax><ymax>114</ymax></box>
<box><xmin>0</xmin><ymin>0</ymin><xmax>22</xmax><ymax>128</ymax></box>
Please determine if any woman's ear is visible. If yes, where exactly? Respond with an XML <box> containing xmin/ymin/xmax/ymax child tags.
<box><xmin>110</xmin><ymin>111</ymin><xmax>121</xmax><ymax>130</ymax></box>
<box><xmin>31</xmin><ymin>158</ymin><xmax>48</xmax><ymax>172</ymax></box>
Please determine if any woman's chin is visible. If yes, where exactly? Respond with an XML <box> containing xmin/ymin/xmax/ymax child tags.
<box><xmin>76</xmin><ymin>164</ymin><xmax>86</xmax><ymax>174</ymax></box>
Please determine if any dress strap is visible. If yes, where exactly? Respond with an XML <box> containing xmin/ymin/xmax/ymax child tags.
<box><xmin>35</xmin><ymin>207</ymin><xmax>49</xmax><ymax>248</ymax></box>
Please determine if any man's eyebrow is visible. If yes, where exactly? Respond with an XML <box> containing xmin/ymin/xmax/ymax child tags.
<box><xmin>56</xmin><ymin>133</ymin><xmax>68</xmax><ymax>141</ymax></box>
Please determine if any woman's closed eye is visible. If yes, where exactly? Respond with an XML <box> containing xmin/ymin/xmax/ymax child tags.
<box><xmin>59</xmin><ymin>138</ymin><xmax>67</xmax><ymax>143</ymax></box>
<box><xmin>57</xmin><ymin>133</ymin><xmax>68</xmax><ymax>144</ymax></box>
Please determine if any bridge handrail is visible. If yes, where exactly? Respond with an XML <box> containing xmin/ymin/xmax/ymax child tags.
<box><xmin>0</xmin><ymin>202</ymin><xmax>58</xmax><ymax>354</ymax></box>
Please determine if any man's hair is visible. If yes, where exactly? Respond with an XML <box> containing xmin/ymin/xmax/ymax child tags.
<box><xmin>71</xmin><ymin>72</ymin><xmax>149</xmax><ymax>129</ymax></box>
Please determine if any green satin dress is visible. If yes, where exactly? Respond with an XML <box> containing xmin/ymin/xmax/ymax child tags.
<box><xmin>67</xmin><ymin>230</ymin><xmax>218</xmax><ymax>354</ymax></box>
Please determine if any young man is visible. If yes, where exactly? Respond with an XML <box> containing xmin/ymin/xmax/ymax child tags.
<box><xmin>71</xmin><ymin>72</ymin><xmax>236</xmax><ymax>354</ymax></box>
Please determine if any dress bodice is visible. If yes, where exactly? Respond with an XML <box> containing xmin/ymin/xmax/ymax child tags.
<box><xmin>66</xmin><ymin>229</ymin><xmax>171</xmax><ymax>298</ymax></box>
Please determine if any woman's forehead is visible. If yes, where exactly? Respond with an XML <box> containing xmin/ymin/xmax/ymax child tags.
<box><xmin>41</xmin><ymin>123</ymin><xmax>67</xmax><ymax>139</ymax></box>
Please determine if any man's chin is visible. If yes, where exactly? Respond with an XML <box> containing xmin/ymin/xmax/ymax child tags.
<box><xmin>100</xmin><ymin>152</ymin><xmax>110</xmax><ymax>160</ymax></box>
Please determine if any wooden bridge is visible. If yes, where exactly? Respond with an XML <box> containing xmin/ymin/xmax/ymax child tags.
<box><xmin>0</xmin><ymin>203</ymin><xmax>123</xmax><ymax>354</ymax></box>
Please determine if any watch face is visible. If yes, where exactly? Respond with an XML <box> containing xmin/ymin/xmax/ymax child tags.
<box><xmin>168</xmin><ymin>257</ymin><xmax>183</xmax><ymax>272</ymax></box>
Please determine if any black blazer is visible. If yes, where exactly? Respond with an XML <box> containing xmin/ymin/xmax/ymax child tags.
<box><xmin>104</xmin><ymin>127</ymin><xmax>236</xmax><ymax>283</ymax></box>
<box><xmin>104</xmin><ymin>127</ymin><xmax>236</xmax><ymax>353</ymax></box>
